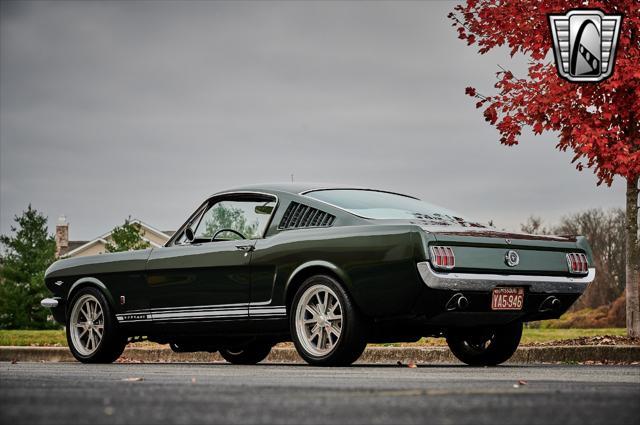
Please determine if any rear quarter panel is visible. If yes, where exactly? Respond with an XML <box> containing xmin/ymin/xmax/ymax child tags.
<box><xmin>251</xmin><ymin>224</ymin><xmax>429</xmax><ymax>317</ymax></box>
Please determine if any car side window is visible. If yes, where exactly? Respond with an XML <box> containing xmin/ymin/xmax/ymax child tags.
<box><xmin>193</xmin><ymin>199</ymin><xmax>276</xmax><ymax>241</ymax></box>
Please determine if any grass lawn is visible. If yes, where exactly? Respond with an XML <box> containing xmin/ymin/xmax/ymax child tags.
<box><xmin>520</xmin><ymin>327</ymin><xmax>626</xmax><ymax>344</ymax></box>
<box><xmin>0</xmin><ymin>330</ymin><xmax>68</xmax><ymax>347</ymax></box>
<box><xmin>0</xmin><ymin>328</ymin><xmax>628</xmax><ymax>347</ymax></box>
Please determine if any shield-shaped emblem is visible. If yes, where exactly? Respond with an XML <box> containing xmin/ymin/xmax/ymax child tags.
<box><xmin>548</xmin><ymin>9</ymin><xmax>622</xmax><ymax>82</ymax></box>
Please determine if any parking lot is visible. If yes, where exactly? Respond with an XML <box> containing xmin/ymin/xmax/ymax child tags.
<box><xmin>1</xmin><ymin>362</ymin><xmax>639</xmax><ymax>424</ymax></box>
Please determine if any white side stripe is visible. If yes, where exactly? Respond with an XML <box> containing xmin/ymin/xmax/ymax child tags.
<box><xmin>128</xmin><ymin>302</ymin><xmax>249</xmax><ymax>313</ymax></box>
<box><xmin>117</xmin><ymin>305</ymin><xmax>287</xmax><ymax>323</ymax></box>
<box><xmin>149</xmin><ymin>307</ymin><xmax>248</xmax><ymax>315</ymax></box>
<box><xmin>126</xmin><ymin>300</ymin><xmax>276</xmax><ymax>314</ymax></box>
<box><xmin>250</xmin><ymin>308</ymin><xmax>287</xmax><ymax>315</ymax></box>
<box><xmin>153</xmin><ymin>309</ymin><xmax>247</xmax><ymax>320</ymax></box>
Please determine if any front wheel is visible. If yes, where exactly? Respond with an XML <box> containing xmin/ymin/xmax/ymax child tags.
<box><xmin>66</xmin><ymin>287</ymin><xmax>127</xmax><ymax>363</ymax></box>
<box><xmin>219</xmin><ymin>342</ymin><xmax>272</xmax><ymax>365</ymax></box>
<box><xmin>446</xmin><ymin>322</ymin><xmax>523</xmax><ymax>366</ymax></box>
<box><xmin>290</xmin><ymin>275</ymin><xmax>367</xmax><ymax>366</ymax></box>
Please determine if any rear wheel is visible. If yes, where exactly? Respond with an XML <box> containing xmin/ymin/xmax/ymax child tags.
<box><xmin>290</xmin><ymin>275</ymin><xmax>366</xmax><ymax>366</ymax></box>
<box><xmin>446</xmin><ymin>322</ymin><xmax>523</xmax><ymax>366</ymax></box>
<box><xmin>66</xmin><ymin>287</ymin><xmax>127</xmax><ymax>363</ymax></box>
<box><xmin>219</xmin><ymin>342</ymin><xmax>272</xmax><ymax>365</ymax></box>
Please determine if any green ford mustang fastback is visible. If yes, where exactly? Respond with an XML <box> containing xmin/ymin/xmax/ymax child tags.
<box><xmin>41</xmin><ymin>184</ymin><xmax>595</xmax><ymax>366</ymax></box>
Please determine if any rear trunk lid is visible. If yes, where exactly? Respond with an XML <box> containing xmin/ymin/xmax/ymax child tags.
<box><xmin>422</xmin><ymin>225</ymin><xmax>579</xmax><ymax>276</ymax></box>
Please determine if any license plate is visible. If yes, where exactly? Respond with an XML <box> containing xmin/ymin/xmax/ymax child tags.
<box><xmin>491</xmin><ymin>287</ymin><xmax>524</xmax><ymax>310</ymax></box>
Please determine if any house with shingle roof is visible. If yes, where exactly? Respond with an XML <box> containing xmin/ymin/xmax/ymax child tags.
<box><xmin>55</xmin><ymin>216</ymin><xmax>174</xmax><ymax>258</ymax></box>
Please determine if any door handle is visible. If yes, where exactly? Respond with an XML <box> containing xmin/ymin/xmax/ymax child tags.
<box><xmin>236</xmin><ymin>245</ymin><xmax>255</xmax><ymax>252</ymax></box>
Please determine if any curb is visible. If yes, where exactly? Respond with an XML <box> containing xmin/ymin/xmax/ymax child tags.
<box><xmin>1</xmin><ymin>345</ymin><xmax>639</xmax><ymax>364</ymax></box>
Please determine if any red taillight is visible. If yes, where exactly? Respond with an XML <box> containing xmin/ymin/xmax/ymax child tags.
<box><xmin>566</xmin><ymin>253</ymin><xmax>588</xmax><ymax>274</ymax></box>
<box><xmin>431</xmin><ymin>246</ymin><xmax>455</xmax><ymax>269</ymax></box>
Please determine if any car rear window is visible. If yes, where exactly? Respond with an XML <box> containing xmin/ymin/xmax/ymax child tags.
<box><xmin>305</xmin><ymin>189</ymin><xmax>483</xmax><ymax>226</ymax></box>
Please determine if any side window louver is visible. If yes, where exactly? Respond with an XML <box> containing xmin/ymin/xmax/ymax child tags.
<box><xmin>278</xmin><ymin>202</ymin><xmax>335</xmax><ymax>230</ymax></box>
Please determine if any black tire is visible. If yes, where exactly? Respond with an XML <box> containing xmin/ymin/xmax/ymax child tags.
<box><xmin>219</xmin><ymin>342</ymin><xmax>272</xmax><ymax>365</ymax></box>
<box><xmin>446</xmin><ymin>322</ymin><xmax>523</xmax><ymax>366</ymax></box>
<box><xmin>290</xmin><ymin>275</ymin><xmax>367</xmax><ymax>366</ymax></box>
<box><xmin>66</xmin><ymin>286</ymin><xmax>127</xmax><ymax>364</ymax></box>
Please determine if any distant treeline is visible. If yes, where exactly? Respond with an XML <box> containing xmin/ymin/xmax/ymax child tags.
<box><xmin>520</xmin><ymin>208</ymin><xmax>627</xmax><ymax>328</ymax></box>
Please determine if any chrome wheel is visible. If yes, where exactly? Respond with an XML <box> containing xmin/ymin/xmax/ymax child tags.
<box><xmin>295</xmin><ymin>284</ymin><xmax>343</xmax><ymax>357</ymax></box>
<box><xmin>70</xmin><ymin>294</ymin><xmax>104</xmax><ymax>356</ymax></box>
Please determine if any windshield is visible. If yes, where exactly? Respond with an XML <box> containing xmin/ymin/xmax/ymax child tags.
<box><xmin>305</xmin><ymin>189</ymin><xmax>485</xmax><ymax>227</ymax></box>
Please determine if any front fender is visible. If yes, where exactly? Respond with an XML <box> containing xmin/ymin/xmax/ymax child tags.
<box><xmin>67</xmin><ymin>277</ymin><xmax>117</xmax><ymax>312</ymax></box>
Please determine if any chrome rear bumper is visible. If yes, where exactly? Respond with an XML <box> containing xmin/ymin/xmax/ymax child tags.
<box><xmin>417</xmin><ymin>262</ymin><xmax>595</xmax><ymax>294</ymax></box>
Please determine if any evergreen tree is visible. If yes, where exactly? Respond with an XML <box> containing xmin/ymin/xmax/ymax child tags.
<box><xmin>0</xmin><ymin>205</ymin><xmax>57</xmax><ymax>329</ymax></box>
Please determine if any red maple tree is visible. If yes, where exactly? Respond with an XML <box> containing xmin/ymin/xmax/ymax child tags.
<box><xmin>449</xmin><ymin>0</ymin><xmax>639</xmax><ymax>336</ymax></box>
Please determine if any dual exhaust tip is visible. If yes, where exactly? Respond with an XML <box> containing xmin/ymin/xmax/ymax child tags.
<box><xmin>445</xmin><ymin>293</ymin><xmax>562</xmax><ymax>313</ymax></box>
<box><xmin>446</xmin><ymin>293</ymin><xmax>469</xmax><ymax>311</ymax></box>
<box><xmin>539</xmin><ymin>296</ymin><xmax>562</xmax><ymax>312</ymax></box>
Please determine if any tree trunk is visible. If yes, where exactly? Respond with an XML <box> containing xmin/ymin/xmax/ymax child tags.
<box><xmin>626</xmin><ymin>175</ymin><xmax>640</xmax><ymax>337</ymax></box>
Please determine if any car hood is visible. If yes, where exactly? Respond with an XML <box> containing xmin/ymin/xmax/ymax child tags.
<box><xmin>45</xmin><ymin>248</ymin><xmax>153</xmax><ymax>280</ymax></box>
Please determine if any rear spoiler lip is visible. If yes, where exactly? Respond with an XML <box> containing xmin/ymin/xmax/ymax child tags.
<box><xmin>419</xmin><ymin>225</ymin><xmax>577</xmax><ymax>243</ymax></box>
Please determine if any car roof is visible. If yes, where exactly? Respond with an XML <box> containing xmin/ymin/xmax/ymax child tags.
<box><xmin>212</xmin><ymin>183</ymin><xmax>370</xmax><ymax>197</ymax></box>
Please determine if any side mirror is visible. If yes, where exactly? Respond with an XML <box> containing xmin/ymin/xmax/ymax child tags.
<box><xmin>184</xmin><ymin>227</ymin><xmax>195</xmax><ymax>243</ymax></box>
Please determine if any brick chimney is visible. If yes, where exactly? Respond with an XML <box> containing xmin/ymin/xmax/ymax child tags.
<box><xmin>55</xmin><ymin>216</ymin><xmax>68</xmax><ymax>258</ymax></box>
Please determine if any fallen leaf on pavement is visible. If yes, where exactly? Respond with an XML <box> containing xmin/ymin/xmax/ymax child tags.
<box><xmin>116</xmin><ymin>357</ymin><xmax>144</xmax><ymax>364</ymax></box>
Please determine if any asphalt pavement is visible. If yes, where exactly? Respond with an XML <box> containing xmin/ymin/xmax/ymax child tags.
<box><xmin>1</xmin><ymin>362</ymin><xmax>639</xmax><ymax>424</ymax></box>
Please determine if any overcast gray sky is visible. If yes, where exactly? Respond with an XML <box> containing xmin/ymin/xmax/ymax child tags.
<box><xmin>0</xmin><ymin>1</ymin><xmax>625</xmax><ymax>241</ymax></box>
